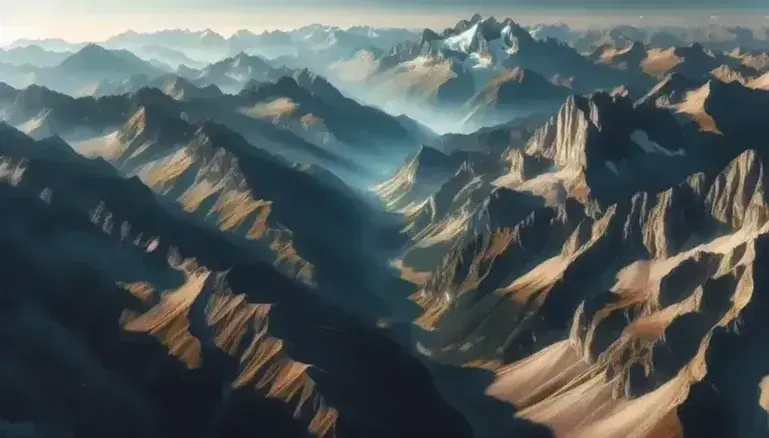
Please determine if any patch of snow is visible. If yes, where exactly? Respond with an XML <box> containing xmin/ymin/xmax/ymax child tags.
<box><xmin>444</xmin><ymin>23</ymin><xmax>516</xmax><ymax>62</ymax></box>
<box><xmin>443</xmin><ymin>23</ymin><xmax>480</xmax><ymax>53</ymax></box>
<box><xmin>489</xmin><ymin>30</ymin><xmax>518</xmax><ymax>58</ymax></box>
<box><xmin>469</xmin><ymin>52</ymin><xmax>493</xmax><ymax>69</ymax></box>
<box><xmin>496</xmin><ymin>26</ymin><xmax>520</xmax><ymax>55</ymax></box>
<box><xmin>630</xmin><ymin>129</ymin><xmax>686</xmax><ymax>156</ymax></box>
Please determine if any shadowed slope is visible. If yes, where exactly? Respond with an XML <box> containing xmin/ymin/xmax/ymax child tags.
<box><xmin>0</xmin><ymin>125</ymin><xmax>475</xmax><ymax>438</ymax></box>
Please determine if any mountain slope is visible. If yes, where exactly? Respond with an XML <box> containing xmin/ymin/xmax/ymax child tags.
<box><xmin>0</xmin><ymin>45</ymin><xmax>72</xmax><ymax>67</ymax></box>
<box><xmin>57</xmin><ymin>44</ymin><xmax>163</xmax><ymax>76</ymax></box>
<box><xmin>0</xmin><ymin>76</ymin><xmax>423</xmax><ymax>178</ymax></box>
<box><xmin>460</xmin><ymin>67</ymin><xmax>571</xmax><ymax>130</ymax></box>
<box><xmin>0</xmin><ymin>124</ymin><xmax>474</xmax><ymax>438</ymax></box>
<box><xmin>91</xmin><ymin>74</ymin><xmax>223</xmax><ymax>100</ymax></box>
<box><xmin>374</xmin><ymin>75</ymin><xmax>769</xmax><ymax>437</ymax></box>
<box><xmin>0</xmin><ymin>44</ymin><xmax>167</xmax><ymax>95</ymax></box>
<box><xmin>181</xmin><ymin>52</ymin><xmax>286</xmax><ymax>92</ymax></box>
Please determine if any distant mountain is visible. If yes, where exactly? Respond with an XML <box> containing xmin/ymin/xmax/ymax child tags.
<box><xmin>239</xmin><ymin>69</ymin><xmax>414</xmax><ymax>153</ymax></box>
<box><xmin>729</xmin><ymin>48</ymin><xmax>769</xmax><ymax>73</ymax></box>
<box><xmin>199</xmin><ymin>29</ymin><xmax>227</xmax><ymax>47</ymax></box>
<box><xmin>227</xmin><ymin>29</ymin><xmax>295</xmax><ymax>58</ymax></box>
<box><xmin>6</xmin><ymin>37</ymin><xmax>86</xmax><ymax>52</ymax></box>
<box><xmin>0</xmin><ymin>45</ymin><xmax>72</xmax><ymax>67</ymax></box>
<box><xmin>0</xmin><ymin>71</ymin><xmax>423</xmax><ymax>179</ymax></box>
<box><xmin>0</xmin><ymin>61</ymin><xmax>39</xmax><ymax>90</ymax></box>
<box><xmin>101</xmin><ymin>29</ymin><xmax>229</xmax><ymax>65</ymax></box>
<box><xmin>181</xmin><ymin>52</ymin><xmax>286</xmax><ymax>92</ymax></box>
<box><xmin>246</xmin><ymin>25</ymin><xmax>421</xmax><ymax>79</ymax></box>
<box><xmin>292</xmin><ymin>24</ymin><xmax>418</xmax><ymax>53</ymax></box>
<box><xmin>328</xmin><ymin>14</ymin><xmax>650</xmax><ymax>132</ymax></box>
<box><xmin>58</xmin><ymin>44</ymin><xmax>163</xmax><ymax>77</ymax></box>
<box><xmin>91</xmin><ymin>74</ymin><xmax>223</xmax><ymax>100</ymax></box>
<box><xmin>8</xmin><ymin>44</ymin><xmax>168</xmax><ymax>96</ymax></box>
<box><xmin>83</xmin><ymin>25</ymin><xmax>420</xmax><ymax>70</ymax></box>
<box><xmin>105</xmin><ymin>28</ymin><xmax>227</xmax><ymax>50</ymax></box>
<box><xmin>135</xmin><ymin>44</ymin><xmax>207</xmax><ymax>69</ymax></box>
<box><xmin>592</xmin><ymin>41</ymin><xmax>764</xmax><ymax>82</ymax></box>
<box><xmin>526</xmin><ymin>22</ymin><xmax>578</xmax><ymax>43</ymax></box>
<box><xmin>0</xmin><ymin>44</ymin><xmax>172</xmax><ymax>95</ymax></box>
<box><xmin>573</xmin><ymin>24</ymin><xmax>769</xmax><ymax>54</ymax></box>
<box><xmin>573</xmin><ymin>25</ymin><xmax>654</xmax><ymax>53</ymax></box>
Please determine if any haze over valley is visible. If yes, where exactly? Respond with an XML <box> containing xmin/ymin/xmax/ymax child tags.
<box><xmin>3</xmin><ymin>3</ymin><xmax>769</xmax><ymax>437</ymax></box>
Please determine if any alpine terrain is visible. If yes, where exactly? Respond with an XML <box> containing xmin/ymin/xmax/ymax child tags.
<box><xmin>1</xmin><ymin>8</ymin><xmax>769</xmax><ymax>438</ymax></box>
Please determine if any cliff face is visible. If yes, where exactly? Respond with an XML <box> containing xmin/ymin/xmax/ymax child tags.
<box><xmin>367</xmin><ymin>70</ymin><xmax>769</xmax><ymax>437</ymax></box>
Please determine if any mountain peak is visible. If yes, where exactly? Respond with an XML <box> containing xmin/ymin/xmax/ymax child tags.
<box><xmin>12</xmin><ymin>84</ymin><xmax>64</xmax><ymax>110</ymax></box>
<box><xmin>232</xmin><ymin>29</ymin><xmax>257</xmax><ymax>39</ymax></box>
<box><xmin>239</xmin><ymin>75</ymin><xmax>308</xmax><ymax>102</ymax></box>
<box><xmin>275</xmin><ymin>75</ymin><xmax>301</xmax><ymax>90</ymax></box>
<box><xmin>114</xmin><ymin>29</ymin><xmax>140</xmax><ymax>38</ymax></box>
<box><xmin>77</xmin><ymin>43</ymin><xmax>109</xmax><ymax>55</ymax></box>
<box><xmin>119</xmin><ymin>104</ymin><xmax>191</xmax><ymax>152</ymax></box>
<box><xmin>200</xmin><ymin>29</ymin><xmax>226</xmax><ymax>45</ymax></box>
<box><xmin>291</xmin><ymin>68</ymin><xmax>338</xmax><ymax>97</ymax></box>
<box><xmin>419</xmin><ymin>29</ymin><xmax>443</xmax><ymax>46</ymax></box>
<box><xmin>0</xmin><ymin>82</ymin><xmax>17</xmax><ymax>97</ymax></box>
<box><xmin>637</xmin><ymin>72</ymin><xmax>703</xmax><ymax>107</ymax></box>
<box><xmin>58</xmin><ymin>44</ymin><xmax>159</xmax><ymax>76</ymax></box>
<box><xmin>414</xmin><ymin>144</ymin><xmax>452</xmax><ymax>166</ymax></box>
<box><xmin>430</xmin><ymin>14</ymin><xmax>531</xmax><ymax>57</ymax></box>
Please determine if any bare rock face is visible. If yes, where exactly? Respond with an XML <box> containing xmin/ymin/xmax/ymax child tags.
<box><xmin>374</xmin><ymin>145</ymin><xmax>466</xmax><ymax>212</ymax></box>
<box><xmin>375</xmin><ymin>70</ymin><xmax>769</xmax><ymax>438</ymax></box>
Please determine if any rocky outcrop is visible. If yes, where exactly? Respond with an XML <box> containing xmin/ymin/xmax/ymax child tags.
<box><xmin>374</xmin><ymin>146</ymin><xmax>472</xmax><ymax>211</ymax></box>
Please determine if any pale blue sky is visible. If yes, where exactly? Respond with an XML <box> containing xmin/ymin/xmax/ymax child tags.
<box><xmin>2</xmin><ymin>0</ymin><xmax>769</xmax><ymax>42</ymax></box>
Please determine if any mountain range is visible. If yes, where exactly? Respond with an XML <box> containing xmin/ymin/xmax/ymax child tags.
<box><xmin>529</xmin><ymin>22</ymin><xmax>769</xmax><ymax>54</ymax></box>
<box><xmin>326</xmin><ymin>15</ymin><xmax>656</xmax><ymax>132</ymax></box>
<box><xmin>3</xmin><ymin>12</ymin><xmax>769</xmax><ymax>438</ymax></box>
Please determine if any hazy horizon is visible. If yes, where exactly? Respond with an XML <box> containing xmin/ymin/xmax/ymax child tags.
<box><xmin>3</xmin><ymin>5</ymin><xmax>769</xmax><ymax>45</ymax></box>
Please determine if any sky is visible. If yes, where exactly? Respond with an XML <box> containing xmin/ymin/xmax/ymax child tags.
<box><xmin>2</xmin><ymin>0</ymin><xmax>769</xmax><ymax>43</ymax></box>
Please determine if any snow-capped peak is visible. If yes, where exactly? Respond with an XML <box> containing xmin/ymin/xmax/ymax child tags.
<box><xmin>443</xmin><ymin>23</ymin><xmax>481</xmax><ymax>53</ymax></box>
<box><xmin>440</xmin><ymin>21</ymin><xmax>519</xmax><ymax>65</ymax></box>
